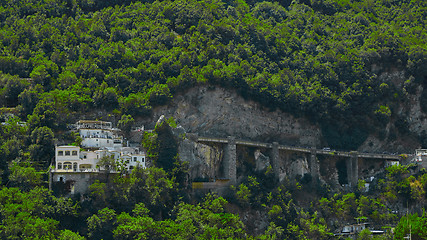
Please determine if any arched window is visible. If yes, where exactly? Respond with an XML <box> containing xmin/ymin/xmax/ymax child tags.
<box><xmin>63</xmin><ymin>162</ymin><xmax>72</xmax><ymax>170</ymax></box>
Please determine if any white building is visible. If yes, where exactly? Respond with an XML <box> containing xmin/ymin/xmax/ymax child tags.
<box><xmin>51</xmin><ymin>120</ymin><xmax>146</xmax><ymax>195</ymax></box>
<box><xmin>76</xmin><ymin>120</ymin><xmax>112</xmax><ymax>130</ymax></box>
<box><xmin>342</xmin><ymin>223</ymin><xmax>366</xmax><ymax>234</ymax></box>
<box><xmin>415</xmin><ymin>149</ymin><xmax>427</xmax><ymax>162</ymax></box>
<box><xmin>53</xmin><ymin>145</ymin><xmax>146</xmax><ymax>174</ymax></box>
<box><xmin>76</xmin><ymin>120</ymin><xmax>123</xmax><ymax>149</ymax></box>
<box><xmin>385</xmin><ymin>160</ymin><xmax>400</xmax><ymax>167</ymax></box>
<box><xmin>55</xmin><ymin>146</ymin><xmax>81</xmax><ymax>172</ymax></box>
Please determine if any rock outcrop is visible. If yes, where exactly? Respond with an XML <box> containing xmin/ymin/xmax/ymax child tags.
<box><xmin>254</xmin><ymin>150</ymin><xmax>270</xmax><ymax>172</ymax></box>
<box><xmin>136</xmin><ymin>82</ymin><xmax>425</xmax><ymax>183</ymax></box>
<box><xmin>150</xmin><ymin>86</ymin><xmax>322</xmax><ymax>147</ymax></box>
<box><xmin>178</xmin><ymin>139</ymin><xmax>223</xmax><ymax>181</ymax></box>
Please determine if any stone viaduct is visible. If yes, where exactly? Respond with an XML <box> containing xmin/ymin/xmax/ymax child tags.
<box><xmin>196</xmin><ymin>136</ymin><xmax>401</xmax><ymax>187</ymax></box>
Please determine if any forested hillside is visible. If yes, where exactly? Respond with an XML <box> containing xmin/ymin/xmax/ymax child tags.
<box><xmin>1</xmin><ymin>0</ymin><xmax>426</xmax><ymax>149</ymax></box>
<box><xmin>0</xmin><ymin>0</ymin><xmax>426</xmax><ymax>239</ymax></box>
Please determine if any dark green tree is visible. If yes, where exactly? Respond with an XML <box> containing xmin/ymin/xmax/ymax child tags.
<box><xmin>28</xmin><ymin>126</ymin><xmax>54</xmax><ymax>168</ymax></box>
<box><xmin>117</xmin><ymin>114</ymin><xmax>134</xmax><ymax>137</ymax></box>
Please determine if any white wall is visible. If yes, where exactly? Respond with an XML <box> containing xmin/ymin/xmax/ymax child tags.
<box><xmin>80</xmin><ymin>129</ymin><xmax>114</xmax><ymax>138</ymax></box>
<box><xmin>81</xmin><ymin>138</ymin><xmax>114</xmax><ymax>148</ymax></box>
<box><xmin>55</xmin><ymin>146</ymin><xmax>146</xmax><ymax>172</ymax></box>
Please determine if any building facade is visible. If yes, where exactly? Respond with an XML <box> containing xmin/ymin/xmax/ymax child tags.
<box><xmin>51</xmin><ymin>120</ymin><xmax>147</xmax><ymax>195</ymax></box>
<box><xmin>53</xmin><ymin>145</ymin><xmax>146</xmax><ymax>174</ymax></box>
<box><xmin>75</xmin><ymin>120</ymin><xmax>123</xmax><ymax>148</ymax></box>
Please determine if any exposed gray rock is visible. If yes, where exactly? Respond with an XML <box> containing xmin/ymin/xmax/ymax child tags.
<box><xmin>287</xmin><ymin>158</ymin><xmax>309</xmax><ymax>179</ymax></box>
<box><xmin>178</xmin><ymin>139</ymin><xmax>223</xmax><ymax>180</ymax></box>
<box><xmin>172</xmin><ymin>125</ymin><xmax>186</xmax><ymax>137</ymax></box>
<box><xmin>149</xmin><ymin>86</ymin><xmax>322</xmax><ymax>147</ymax></box>
<box><xmin>254</xmin><ymin>150</ymin><xmax>270</xmax><ymax>172</ymax></box>
<box><xmin>407</xmin><ymin>85</ymin><xmax>427</xmax><ymax>139</ymax></box>
<box><xmin>155</xmin><ymin>115</ymin><xmax>165</xmax><ymax>127</ymax></box>
<box><xmin>134</xmin><ymin>84</ymin><xmax>423</xmax><ymax>167</ymax></box>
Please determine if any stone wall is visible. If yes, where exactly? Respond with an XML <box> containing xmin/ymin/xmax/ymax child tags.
<box><xmin>51</xmin><ymin>171</ymin><xmax>112</xmax><ymax>195</ymax></box>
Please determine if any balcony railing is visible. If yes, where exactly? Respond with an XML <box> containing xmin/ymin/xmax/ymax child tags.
<box><xmin>52</xmin><ymin>168</ymin><xmax>100</xmax><ymax>173</ymax></box>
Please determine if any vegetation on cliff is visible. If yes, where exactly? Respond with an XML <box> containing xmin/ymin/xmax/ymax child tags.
<box><xmin>0</xmin><ymin>0</ymin><xmax>426</xmax><ymax>149</ymax></box>
<box><xmin>0</xmin><ymin>0</ymin><xmax>426</xmax><ymax>239</ymax></box>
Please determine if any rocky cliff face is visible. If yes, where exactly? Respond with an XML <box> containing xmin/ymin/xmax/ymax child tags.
<box><xmin>358</xmin><ymin>69</ymin><xmax>426</xmax><ymax>153</ymax></box>
<box><xmin>147</xmin><ymin>85</ymin><xmax>424</xmax><ymax>152</ymax></box>
<box><xmin>178</xmin><ymin>139</ymin><xmax>223</xmax><ymax>180</ymax></box>
<box><xmin>150</xmin><ymin>86</ymin><xmax>322</xmax><ymax>147</ymax></box>
<box><xmin>136</xmin><ymin>82</ymin><xmax>425</xmax><ymax>181</ymax></box>
<box><xmin>145</xmin><ymin>86</ymin><xmax>324</xmax><ymax>181</ymax></box>
<box><xmin>138</xmin><ymin>86</ymin><xmax>324</xmax><ymax>181</ymax></box>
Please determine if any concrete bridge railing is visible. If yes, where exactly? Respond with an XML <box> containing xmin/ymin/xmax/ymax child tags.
<box><xmin>196</xmin><ymin>136</ymin><xmax>403</xmax><ymax>186</ymax></box>
<box><xmin>197</xmin><ymin>136</ymin><xmax>401</xmax><ymax>160</ymax></box>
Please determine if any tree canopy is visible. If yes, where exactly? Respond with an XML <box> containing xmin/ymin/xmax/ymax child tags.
<box><xmin>0</xmin><ymin>0</ymin><xmax>426</xmax><ymax>239</ymax></box>
<box><xmin>0</xmin><ymin>0</ymin><xmax>425</xmax><ymax>149</ymax></box>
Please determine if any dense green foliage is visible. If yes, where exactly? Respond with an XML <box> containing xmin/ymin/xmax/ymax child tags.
<box><xmin>87</xmin><ymin>194</ymin><xmax>248</xmax><ymax>240</ymax></box>
<box><xmin>0</xmin><ymin>0</ymin><xmax>426</xmax><ymax>149</ymax></box>
<box><xmin>142</xmin><ymin>117</ymin><xmax>180</xmax><ymax>171</ymax></box>
<box><xmin>0</xmin><ymin>187</ymin><xmax>82</xmax><ymax>239</ymax></box>
<box><xmin>4</xmin><ymin>160</ymin><xmax>427</xmax><ymax>239</ymax></box>
<box><xmin>394</xmin><ymin>212</ymin><xmax>427</xmax><ymax>239</ymax></box>
<box><xmin>0</xmin><ymin>114</ymin><xmax>426</xmax><ymax>238</ymax></box>
<box><xmin>0</xmin><ymin>0</ymin><xmax>426</xmax><ymax>239</ymax></box>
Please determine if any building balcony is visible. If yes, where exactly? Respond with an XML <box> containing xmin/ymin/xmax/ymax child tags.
<box><xmin>52</xmin><ymin>168</ymin><xmax>100</xmax><ymax>173</ymax></box>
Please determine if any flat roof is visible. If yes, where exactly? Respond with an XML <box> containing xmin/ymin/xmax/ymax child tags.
<box><xmin>79</xmin><ymin>128</ymin><xmax>114</xmax><ymax>131</ymax></box>
<box><xmin>77</xmin><ymin>120</ymin><xmax>112</xmax><ymax>124</ymax></box>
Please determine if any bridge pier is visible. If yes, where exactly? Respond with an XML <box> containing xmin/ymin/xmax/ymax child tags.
<box><xmin>346</xmin><ymin>152</ymin><xmax>359</xmax><ymax>187</ymax></box>
<box><xmin>310</xmin><ymin>149</ymin><xmax>319</xmax><ymax>180</ymax></box>
<box><xmin>224</xmin><ymin>136</ymin><xmax>237</xmax><ymax>184</ymax></box>
<box><xmin>196</xmin><ymin>136</ymin><xmax>400</xmax><ymax>188</ymax></box>
<box><xmin>272</xmin><ymin>142</ymin><xmax>280</xmax><ymax>179</ymax></box>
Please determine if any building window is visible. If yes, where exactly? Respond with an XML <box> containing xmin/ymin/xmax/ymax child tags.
<box><xmin>72</xmin><ymin>150</ymin><xmax>77</xmax><ymax>156</ymax></box>
<box><xmin>142</xmin><ymin>157</ymin><xmax>145</xmax><ymax>162</ymax></box>
<box><xmin>58</xmin><ymin>163</ymin><xmax>62</xmax><ymax>169</ymax></box>
<box><xmin>83</xmin><ymin>155</ymin><xmax>87</xmax><ymax>159</ymax></box>
<box><xmin>65</xmin><ymin>151</ymin><xmax>70</xmax><ymax>156</ymax></box>
<box><xmin>73</xmin><ymin>162</ymin><xmax>77</xmax><ymax>171</ymax></box>
<box><xmin>58</xmin><ymin>151</ymin><xmax>63</xmax><ymax>156</ymax></box>
<box><xmin>64</xmin><ymin>162</ymin><xmax>72</xmax><ymax>169</ymax></box>
<box><xmin>107</xmin><ymin>140</ymin><xmax>109</xmax><ymax>143</ymax></box>
<box><xmin>134</xmin><ymin>157</ymin><xmax>137</xmax><ymax>162</ymax></box>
